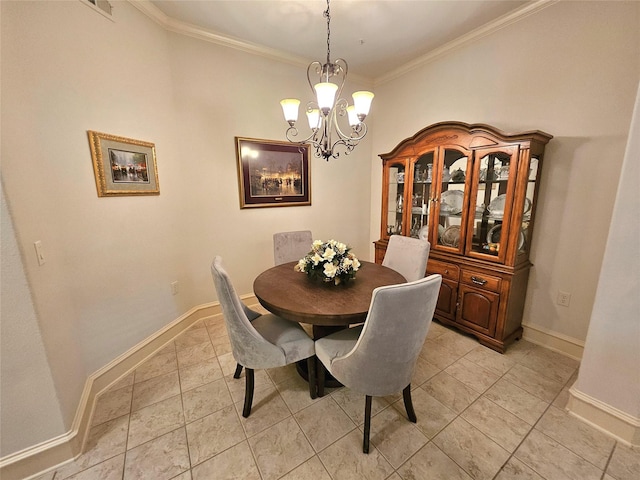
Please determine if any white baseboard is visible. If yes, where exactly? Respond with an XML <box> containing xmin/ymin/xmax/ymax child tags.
<box><xmin>522</xmin><ymin>322</ymin><xmax>584</xmax><ymax>361</ymax></box>
<box><xmin>568</xmin><ymin>386</ymin><xmax>640</xmax><ymax>446</ymax></box>
<box><xmin>0</xmin><ymin>301</ymin><xmax>226</xmax><ymax>480</ymax></box>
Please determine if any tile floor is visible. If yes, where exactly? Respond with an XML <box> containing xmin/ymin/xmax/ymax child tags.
<box><xmin>33</xmin><ymin>311</ymin><xmax>639</xmax><ymax>480</ymax></box>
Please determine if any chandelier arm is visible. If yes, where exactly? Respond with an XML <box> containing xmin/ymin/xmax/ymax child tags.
<box><xmin>307</xmin><ymin>61</ymin><xmax>323</xmax><ymax>93</ymax></box>
<box><xmin>284</xmin><ymin>126</ymin><xmax>317</xmax><ymax>145</ymax></box>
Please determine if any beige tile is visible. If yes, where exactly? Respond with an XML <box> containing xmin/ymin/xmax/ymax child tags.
<box><xmin>445</xmin><ymin>357</ymin><xmax>500</xmax><ymax>393</ymax></box>
<box><xmin>134</xmin><ymin>350</ymin><xmax>178</xmax><ymax>383</ymax></box>
<box><xmin>108</xmin><ymin>372</ymin><xmax>135</xmax><ymax>391</ymax></box>
<box><xmin>330</xmin><ymin>387</ymin><xmax>390</xmax><ymax>426</ymax></box>
<box><xmin>30</xmin><ymin>471</ymin><xmax>55</xmax><ymax>480</ymax></box>
<box><xmin>62</xmin><ymin>454</ymin><xmax>124</xmax><ymax>480</ymax></box>
<box><xmin>225</xmin><ymin>369</ymin><xmax>274</xmax><ymax>404</ymax></box>
<box><xmin>484</xmin><ymin>378</ymin><xmax>549</xmax><ymax>425</ymax></box>
<box><xmin>127</xmin><ymin>395</ymin><xmax>185</xmax><ymax>449</ymax></box>
<box><xmin>431</xmin><ymin>330</ymin><xmax>479</xmax><ymax>356</ymax></box>
<box><xmin>503</xmin><ymin>363</ymin><xmax>564</xmax><ymax>403</ymax></box>
<box><xmin>607</xmin><ymin>443</ymin><xmax>640</xmax><ymax>480</ymax></box>
<box><xmin>236</xmin><ymin>385</ymin><xmax>292</xmax><ymax>437</ymax></box>
<box><xmin>53</xmin><ymin>415</ymin><xmax>128</xmax><ymax>479</ymax></box>
<box><xmin>517</xmin><ymin>346</ymin><xmax>579</xmax><ymax>384</ymax></box>
<box><xmin>266</xmin><ymin>363</ymin><xmax>298</xmax><ymax>385</ymax></box>
<box><xmin>421</xmin><ymin>371</ymin><xmax>480</xmax><ymax>414</ymax></box>
<box><xmin>368</xmin><ymin>404</ymin><xmax>428</xmax><ymax>468</ymax></box>
<box><xmin>295</xmin><ymin>396</ymin><xmax>356</xmax><ymax>452</ymax></box>
<box><xmin>411</xmin><ymin>355</ymin><xmax>442</xmax><ymax>386</ymax></box>
<box><xmin>179</xmin><ymin>357</ymin><xmax>224</xmax><ymax>392</ymax></box>
<box><xmin>123</xmin><ymin>427</ymin><xmax>189</xmax><ymax>480</ymax></box>
<box><xmin>248</xmin><ymin>416</ymin><xmax>315</xmax><ymax>480</ymax></box>
<box><xmin>191</xmin><ymin>440</ymin><xmax>260</xmax><ymax>480</ymax></box>
<box><xmin>420</xmin><ymin>340</ymin><xmax>464</xmax><ymax>370</ymax></box>
<box><xmin>461</xmin><ymin>396</ymin><xmax>531</xmax><ymax>452</ymax></box>
<box><xmin>91</xmin><ymin>385</ymin><xmax>133</xmax><ymax>426</ymax></box>
<box><xmin>204</xmin><ymin>317</ymin><xmax>227</xmax><ymax>338</ymax></box>
<box><xmin>174</xmin><ymin>325</ymin><xmax>211</xmax><ymax>350</ymax></box>
<box><xmin>132</xmin><ymin>371</ymin><xmax>181</xmax><ymax>412</ymax></box>
<box><xmin>182</xmin><ymin>377</ymin><xmax>233</xmax><ymax>423</ymax></box>
<box><xmin>397</xmin><ymin>442</ymin><xmax>473</xmax><ymax>480</ymax></box>
<box><xmin>318</xmin><ymin>429</ymin><xmax>395</xmax><ymax>480</ymax></box>
<box><xmin>433</xmin><ymin>417</ymin><xmax>510</xmax><ymax>480</ymax></box>
<box><xmin>170</xmin><ymin>471</ymin><xmax>192</xmax><ymax>480</ymax></box>
<box><xmin>426</xmin><ymin>321</ymin><xmax>450</xmax><ymax>339</ymax></box>
<box><xmin>217</xmin><ymin>351</ymin><xmax>241</xmax><ymax>376</ymax></box>
<box><xmin>494</xmin><ymin>457</ymin><xmax>544</xmax><ymax>479</ymax></box>
<box><xmin>392</xmin><ymin>387</ymin><xmax>456</xmax><ymax>439</ymax></box>
<box><xmin>176</xmin><ymin>341</ymin><xmax>216</xmax><ymax>368</ymax></box>
<box><xmin>276</xmin><ymin>373</ymin><xmax>320</xmax><ymax>413</ymax></box>
<box><xmin>185</xmin><ymin>404</ymin><xmax>245</xmax><ymax>466</ymax></box>
<box><xmin>279</xmin><ymin>456</ymin><xmax>332</xmax><ymax>480</ymax></box>
<box><xmin>502</xmin><ymin>339</ymin><xmax>536</xmax><ymax>362</ymax></box>
<box><xmin>515</xmin><ymin>429</ymin><xmax>603</xmax><ymax>480</ymax></box>
<box><xmin>537</xmin><ymin>406</ymin><xmax>616</xmax><ymax>469</ymax></box>
<box><xmin>212</xmin><ymin>338</ymin><xmax>232</xmax><ymax>356</ymax></box>
<box><xmin>464</xmin><ymin>345</ymin><xmax>516</xmax><ymax>376</ymax></box>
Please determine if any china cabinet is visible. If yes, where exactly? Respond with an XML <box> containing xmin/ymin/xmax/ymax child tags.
<box><xmin>374</xmin><ymin>122</ymin><xmax>552</xmax><ymax>352</ymax></box>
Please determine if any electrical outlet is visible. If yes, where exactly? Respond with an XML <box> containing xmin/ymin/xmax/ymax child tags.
<box><xmin>171</xmin><ymin>281</ymin><xmax>179</xmax><ymax>295</ymax></box>
<box><xmin>557</xmin><ymin>290</ymin><xmax>571</xmax><ymax>307</ymax></box>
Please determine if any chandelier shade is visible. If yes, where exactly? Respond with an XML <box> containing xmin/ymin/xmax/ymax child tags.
<box><xmin>280</xmin><ymin>0</ymin><xmax>374</xmax><ymax>160</ymax></box>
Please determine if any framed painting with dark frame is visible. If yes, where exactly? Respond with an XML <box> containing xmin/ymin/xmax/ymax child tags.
<box><xmin>235</xmin><ymin>137</ymin><xmax>311</xmax><ymax>208</ymax></box>
<box><xmin>88</xmin><ymin>131</ymin><xmax>160</xmax><ymax>197</ymax></box>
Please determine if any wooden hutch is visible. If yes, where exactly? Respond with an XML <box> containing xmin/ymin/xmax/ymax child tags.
<box><xmin>374</xmin><ymin>122</ymin><xmax>552</xmax><ymax>352</ymax></box>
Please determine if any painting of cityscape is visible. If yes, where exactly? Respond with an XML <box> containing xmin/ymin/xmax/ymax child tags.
<box><xmin>235</xmin><ymin>137</ymin><xmax>310</xmax><ymax>208</ymax></box>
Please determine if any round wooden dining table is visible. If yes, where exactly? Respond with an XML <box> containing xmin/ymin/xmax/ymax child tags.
<box><xmin>253</xmin><ymin>260</ymin><xmax>406</xmax><ymax>339</ymax></box>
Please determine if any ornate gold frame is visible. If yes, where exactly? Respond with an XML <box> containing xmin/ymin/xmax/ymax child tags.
<box><xmin>88</xmin><ymin>131</ymin><xmax>160</xmax><ymax>197</ymax></box>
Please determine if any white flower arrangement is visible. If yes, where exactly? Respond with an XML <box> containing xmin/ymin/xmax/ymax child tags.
<box><xmin>294</xmin><ymin>239</ymin><xmax>361</xmax><ymax>285</ymax></box>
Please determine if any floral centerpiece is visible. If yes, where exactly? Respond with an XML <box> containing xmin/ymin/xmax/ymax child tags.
<box><xmin>294</xmin><ymin>239</ymin><xmax>361</xmax><ymax>285</ymax></box>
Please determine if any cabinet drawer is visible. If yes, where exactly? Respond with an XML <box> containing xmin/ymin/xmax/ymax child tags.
<box><xmin>427</xmin><ymin>259</ymin><xmax>459</xmax><ymax>281</ymax></box>
<box><xmin>460</xmin><ymin>270</ymin><xmax>502</xmax><ymax>293</ymax></box>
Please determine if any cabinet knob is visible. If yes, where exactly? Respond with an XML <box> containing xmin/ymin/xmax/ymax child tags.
<box><xmin>444</xmin><ymin>269</ymin><xmax>449</xmax><ymax>274</ymax></box>
<box><xmin>471</xmin><ymin>276</ymin><xmax>487</xmax><ymax>286</ymax></box>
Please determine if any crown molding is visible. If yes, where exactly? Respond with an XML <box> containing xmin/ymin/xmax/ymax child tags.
<box><xmin>374</xmin><ymin>0</ymin><xmax>558</xmax><ymax>86</ymax></box>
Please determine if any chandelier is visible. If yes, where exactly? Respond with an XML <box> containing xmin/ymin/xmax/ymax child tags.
<box><xmin>280</xmin><ymin>0</ymin><xmax>374</xmax><ymax>160</ymax></box>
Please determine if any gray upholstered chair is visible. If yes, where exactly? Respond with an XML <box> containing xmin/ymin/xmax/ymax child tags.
<box><xmin>210</xmin><ymin>256</ymin><xmax>316</xmax><ymax>417</ymax></box>
<box><xmin>315</xmin><ymin>274</ymin><xmax>442</xmax><ymax>453</ymax></box>
<box><xmin>273</xmin><ymin>230</ymin><xmax>313</xmax><ymax>265</ymax></box>
<box><xmin>382</xmin><ymin>234</ymin><xmax>430</xmax><ymax>282</ymax></box>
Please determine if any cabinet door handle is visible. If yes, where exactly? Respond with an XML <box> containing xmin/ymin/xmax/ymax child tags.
<box><xmin>471</xmin><ymin>276</ymin><xmax>487</xmax><ymax>286</ymax></box>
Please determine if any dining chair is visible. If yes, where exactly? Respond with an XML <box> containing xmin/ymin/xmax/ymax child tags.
<box><xmin>273</xmin><ymin>230</ymin><xmax>313</xmax><ymax>265</ymax></box>
<box><xmin>382</xmin><ymin>234</ymin><xmax>430</xmax><ymax>282</ymax></box>
<box><xmin>315</xmin><ymin>274</ymin><xmax>442</xmax><ymax>453</ymax></box>
<box><xmin>210</xmin><ymin>256</ymin><xmax>317</xmax><ymax>417</ymax></box>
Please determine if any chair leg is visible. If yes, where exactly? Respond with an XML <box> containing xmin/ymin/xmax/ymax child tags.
<box><xmin>307</xmin><ymin>357</ymin><xmax>317</xmax><ymax>399</ymax></box>
<box><xmin>233</xmin><ymin>363</ymin><xmax>243</xmax><ymax>379</ymax></box>
<box><xmin>242</xmin><ymin>368</ymin><xmax>255</xmax><ymax>418</ymax></box>
<box><xmin>403</xmin><ymin>384</ymin><xmax>417</xmax><ymax>423</ymax></box>
<box><xmin>363</xmin><ymin>395</ymin><xmax>372</xmax><ymax>453</ymax></box>
<box><xmin>317</xmin><ymin>357</ymin><xmax>325</xmax><ymax>397</ymax></box>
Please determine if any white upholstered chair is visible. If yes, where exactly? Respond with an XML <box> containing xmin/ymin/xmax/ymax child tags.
<box><xmin>315</xmin><ymin>274</ymin><xmax>442</xmax><ymax>452</ymax></box>
<box><xmin>273</xmin><ymin>230</ymin><xmax>313</xmax><ymax>265</ymax></box>
<box><xmin>382</xmin><ymin>235</ymin><xmax>430</xmax><ymax>282</ymax></box>
<box><xmin>210</xmin><ymin>256</ymin><xmax>316</xmax><ymax>416</ymax></box>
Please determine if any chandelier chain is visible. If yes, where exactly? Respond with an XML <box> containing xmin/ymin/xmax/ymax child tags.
<box><xmin>324</xmin><ymin>0</ymin><xmax>331</xmax><ymax>66</ymax></box>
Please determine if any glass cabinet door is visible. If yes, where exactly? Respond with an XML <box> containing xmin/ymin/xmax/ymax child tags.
<box><xmin>467</xmin><ymin>146</ymin><xmax>518</xmax><ymax>261</ymax></box>
<box><xmin>520</xmin><ymin>155</ymin><xmax>539</xmax><ymax>254</ymax></box>
<box><xmin>409</xmin><ymin>152</ymin><xmax>435</xmax><ymax>239</ymax></box>
<box><xmin>385</xmin><ymin>162</ymin><xmax>406</xmax><ymax>237</ymax></box>
<box><xmin>434</xmin><ymin>148</ymin><xmax>471</xmax><ymax>252</ymax></box>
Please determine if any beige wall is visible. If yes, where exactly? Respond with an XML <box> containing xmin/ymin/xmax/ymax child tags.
<box><xmin>369</xmin><ymin>0</ymin><xmax>640</xmax><ymax>345</ymax></box>
<box><xmin>0</xmin><ymin>0</ymin><xmax>372</xmax><ymax>456</ymax></box>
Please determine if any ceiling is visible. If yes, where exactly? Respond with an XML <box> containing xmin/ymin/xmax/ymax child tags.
<box><xmin>145</xmin><ymin>0</ymin><xmax>538</xmax><ymax>81</ymax></box>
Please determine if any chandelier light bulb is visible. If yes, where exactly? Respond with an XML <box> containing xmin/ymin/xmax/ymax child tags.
<box><xmin>352</xmin><ymin>91</ymin><xmax>374</xmax><ymax>120</ymax></box>
<box><xmin>346</xmin><ymin>105</ymin><xmax>360</xmax><ymax>127</ymax></box>
<box><xmin>280</xmin><ymin>99</ymin><xmax>300</xmax><ymax>125</ymax></box>
<box><xmin>306</xmin><ymin>108</ymin><xmax>321</xmax><ymax>130</ymax></box>
<box><xmin>314</xmin><ymin>82</ymin><xmax>339</xmax><ymax>113</ymax></box>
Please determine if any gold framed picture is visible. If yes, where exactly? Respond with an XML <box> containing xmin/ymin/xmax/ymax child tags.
<box><xmin>88</xmin><ymin>131</ymin><xmax>160</xmax><ymax>197</ymax></box>
<box><xmin>235</xmin><ymin>137</ymin><xmax>311</xmax><ymax>208</ymax></box>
